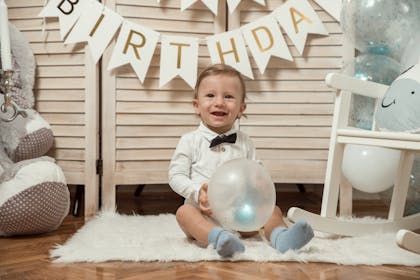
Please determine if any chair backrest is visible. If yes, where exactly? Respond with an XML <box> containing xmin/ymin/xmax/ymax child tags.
<box><xmin>326</xmin><ymin>73</ymin><xmax>389</xmax><ymax>99</ymax></box>
<box><xmin>325</xmin><ymin>73</ymin><xmax>389</xmax><ymax>131</ymax></box>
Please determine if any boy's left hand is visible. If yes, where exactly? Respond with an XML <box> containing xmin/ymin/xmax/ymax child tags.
<box><xmin>199</xmin><ymin>183</ymin><xmax>212</xmax><ymax>216</ymax></box>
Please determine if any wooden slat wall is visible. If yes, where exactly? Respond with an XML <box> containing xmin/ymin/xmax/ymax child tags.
<box><xmin>230</xmin><ymin>0</ymin><xmax>343</xmax><ymax>183</ymax></box>
<box><xmin>6</xmin><ymin>0</ymin><xmax>99</xmax><ymax>217</ymax></box>
<box><xmin>102</xmin><ymin>0</ymin><xmax>344</xmax><ymax>208</ymax></box>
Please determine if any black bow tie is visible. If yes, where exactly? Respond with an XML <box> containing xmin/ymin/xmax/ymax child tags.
<box><xmin>209</xmin><ymin>133</ymin><xmax>237</xmax><ymax>148</ymax></box>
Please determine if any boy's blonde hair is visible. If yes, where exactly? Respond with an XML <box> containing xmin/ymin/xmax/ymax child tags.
<box><xmin>194</xmin><ymin>64</ymin><xmax>246</xmax><ymax>102</ymax></box>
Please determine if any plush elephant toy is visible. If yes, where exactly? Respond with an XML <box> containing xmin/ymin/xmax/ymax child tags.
<box><xmin>375</xmin><ymin>60</ymin><xmax>420</xmax><ymax>133</ymax></box>
<box><xmin>0</xmin><ymin>23</ymin><xmax>69</xmax><ymax>236</ymax></box>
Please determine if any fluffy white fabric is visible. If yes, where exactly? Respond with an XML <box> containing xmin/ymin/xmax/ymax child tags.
<box><xmin>50</xmin><ymin>211</ymin><xmax>420</xmax><ymax>265</ymax></box>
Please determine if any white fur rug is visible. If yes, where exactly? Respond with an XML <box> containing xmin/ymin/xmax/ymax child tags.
<box><xmin>50</xmin><ymin>211</ymin><xmax>420</xmax><ymax>265</ymax></box>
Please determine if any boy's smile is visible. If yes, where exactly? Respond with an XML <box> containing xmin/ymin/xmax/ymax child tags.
<box><xmin>193</xmin><ymin>74</ymin><xmax>246</xmax><ymax>134</ymax></box>
<box><xmin>211</xmin><ymin>111</ymin><xmax>227</xmax><ymax>116</ymax></box>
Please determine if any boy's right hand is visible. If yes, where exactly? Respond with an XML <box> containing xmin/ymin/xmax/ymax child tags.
<box><xmin>199</xmin><ymin>183</ymin><xmax>212</xmax><ymax>216</ymax></box>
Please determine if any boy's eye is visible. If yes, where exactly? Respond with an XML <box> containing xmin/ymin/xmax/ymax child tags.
<box><xmin>225</xmin><ymin>95</ymin><xmax>234</xmax><ymax>99</ymax></box>
<box><xmin>205</xmin><ymin>93</ymin><xmax>214</xmax><ymax>97</ymax></box>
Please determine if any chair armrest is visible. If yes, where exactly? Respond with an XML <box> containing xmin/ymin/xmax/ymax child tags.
<box><xmin>325</xmin><ymin>73</ymin><xmax>389</xmax><ymax>99</ymax></box>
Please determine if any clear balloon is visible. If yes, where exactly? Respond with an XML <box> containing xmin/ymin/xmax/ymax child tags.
<box><xmin>342</xmin><ymin>54</ymin><xmax>401</xmax><ymax>85</ymax></box>
<box><xmin>208</xmin><ymin>158</ymin><xmax>276</xmax><ymax>232</ymax></box>
<box><xmin>342</xmin><ymin>144</ymin><xmax>401</xmax><ymax>193</ymax></box>
<box><xmin>341</xmin><ymin>53</ymin><xmax>401</xmax><ymax>130</ymax></box>
<box><xmin>400</xmin><ymin>33</ymin><xmax>420</xmax><ymax>70</ymax></box>
<box><xmin>340</xmin><ymin>0</ymin><xmax>420</xmax><ymax>61</ymax></box>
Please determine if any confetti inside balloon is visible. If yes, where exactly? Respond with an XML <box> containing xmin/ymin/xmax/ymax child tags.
<box><xmin>208</xmin><ymin>158</ymin><xmax>276</xmax><ymax>232</ymax></box>
<box><xmin>340</xmin><ymin>0</ymin><xmax>420</xmax><ymax>61</ymax></box>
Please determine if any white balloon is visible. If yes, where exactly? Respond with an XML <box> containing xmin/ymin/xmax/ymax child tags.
<box><xmin>208</xmin><ymin>158</ymin><xmax>276</xmax><ymax>232</ymax></box>
<box><xmin>342</xmin><ymin>144</ymin><xmax>401</xmax><ymax>193</ymax></box>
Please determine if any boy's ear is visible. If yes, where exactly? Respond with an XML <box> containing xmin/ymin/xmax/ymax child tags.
<box><xmin>238</xmin><ymin>103</ymin><xmax>246</xmax><ymax>118</ymax></box>
<box><xmin>192</xmin><ymin>99</ymin><xmax>200</xmax><ymax>115</ymax></box>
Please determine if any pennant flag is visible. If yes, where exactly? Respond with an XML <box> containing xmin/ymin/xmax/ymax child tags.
<box><xmin>312</xmin><ymin>0</ymin><xmax>341</xmax><ymax>22</ymax></box>
<box><xmin>159</xmin><ymin>35</ymin><xmax>199</xmax><ymax>88</ymax></box>
<box><xmin>64</xmin><ymin>1</ymin><xmax>123</xmax><ymax>64</ymax></box>
<box><xmin>201</xmin><ymin>0</ymin><xmax>219</xmax><ymax>15</ymax></box>
<box><xmin>227</xmin><ymin>0</ymin><xmax>266</xmax><ymax>14</ymax></box>
<box><xmin>181</xmin><ymin>0</ymin><xmax>197</xmax><ymax>11</ymax></box>
<box><xmin>253</xmin><ymin>0</ymin><xmax>266</xmax><ymax>6</ymax></box>
<box><xmin>227</xmin><ymin>0</ymin><xmax>241</xmax><ymax>14</ymax></box>
<box><xmin>242</xmin><ymin>15</ymin><xmax>292</xmax><ymax>74</ymax></box>
<box><xmin>38</xmin><ymin>0</ymin><xmax>91</xmax><ymax>39</ymax></box>
<box><xmin>274</xmin><ymin>0</ymin><xmax>328</xmax><ymax>54</ymax></box>
<box><xmin>107</xmin><ymin>21</ymin><xmax>160</xmax><ymax>84</ymax></box>
<box><xmin>207</xmin><ymin>30</ymin><xmax>253</xmax><ymax>79</ymax></box>
<box><xmin>181</xmin><ymin>0</ymin><xmax>219</xmax><ymax>15</ymax></box>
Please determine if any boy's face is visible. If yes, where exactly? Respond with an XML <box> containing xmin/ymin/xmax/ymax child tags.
<box><xmin>193</xmin><ymin>74</ymin><xmax>246</xmax><ymax>135</ymax></box>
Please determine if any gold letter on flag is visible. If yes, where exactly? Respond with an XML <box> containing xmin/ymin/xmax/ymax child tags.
<box><xmin>207</xmin><ymin>30</ymin><xmax>253</xmax><ymax>79</ymax></box>
<box><xmin>159</xmin><ymin>35</ymin><xmax>198</xmax><ymax>88</ymax></box>
<box><xmin>242</xmin><ymin>15</ymin><xmax>292</xmax><ymax>74</ymax></box>
<box><xmin>274</xmin><ymin>0</ymin><xmax>328</xmax><ymax>54</ymax></box>
<box><xmin>64</xmin><ymin>0</ymin><xmax>123</xmax><ymax>64</ymax></box>
<box><xmin>108</xmin><ymin>21</ymin><xmax>160</xmax><ymax>83</ymax></box>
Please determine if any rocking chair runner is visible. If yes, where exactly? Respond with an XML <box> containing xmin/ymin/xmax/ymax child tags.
<box><xmin>287</xmin><ymin>72</ymin><xmax>420</xmax><ymax>254</ymax></box>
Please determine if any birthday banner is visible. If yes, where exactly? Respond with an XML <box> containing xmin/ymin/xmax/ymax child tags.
<box><xmin>39</xmin><ymin>0</ymin><xmax>340</xmax><ymax>88</ymax></box>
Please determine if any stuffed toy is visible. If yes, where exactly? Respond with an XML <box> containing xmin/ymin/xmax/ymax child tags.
<box><xmin>0</xmin><ymin>23</ymin><xmax>69</xmax><ymax>236</ymax></box>
<box><xmin>375</xmin><ymin>60</ymin><xmax>420</xmax><ymax>133</ymax></box>
<box><xmin>375</xmin><ymin>59</ymin><xmax>420</xmax><ymax>215</ymax></box>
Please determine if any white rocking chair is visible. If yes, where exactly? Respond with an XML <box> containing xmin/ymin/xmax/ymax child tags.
<box><xmin>287</xmin><ymin>72</ymin><xmax>420</xmax><ymax>254</ymax></box>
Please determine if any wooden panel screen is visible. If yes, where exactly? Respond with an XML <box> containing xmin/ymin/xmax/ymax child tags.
<box><xmin>6</xmin><ymin>0</ymin><xmax>100</xmax><ymax>217</ymax></box>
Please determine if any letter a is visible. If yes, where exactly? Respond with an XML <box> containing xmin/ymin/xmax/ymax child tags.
<box><xmin>290</xmin><ymin>7</ymin><xmax>312</xmax><ymax>33</ymax></box>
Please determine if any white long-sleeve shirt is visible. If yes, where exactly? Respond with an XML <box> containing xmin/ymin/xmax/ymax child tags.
<box><xmin>168</xmin><ymin>122</ymin><xmax>256</xmax><ymax>206</ymax></box>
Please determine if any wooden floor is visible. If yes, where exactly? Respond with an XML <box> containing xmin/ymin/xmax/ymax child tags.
<box><xmin>1</xmin><ymin>185</ymin><xmax>419</xmax><ymax>280</ymax></box>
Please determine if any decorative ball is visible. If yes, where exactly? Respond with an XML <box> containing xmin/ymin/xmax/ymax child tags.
<box><xmin>208</xmin><ymin>158</ymin><xmax>276</xmax><ymax>232</ymax></box>
<box><xmin>342</xmin><ymin>144</ymin><xmax>401</xmax><ymax>193</ymax></box>
<box><xmin>340</xmin><ymin>0</ymin><xmax>420</xmax><ymax>61</ymax></box>
<box><xmin>0</xmin><ymin>160</ymin><xmax>69</xmax><ymax>236</ymax></box>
